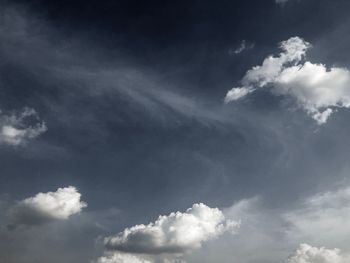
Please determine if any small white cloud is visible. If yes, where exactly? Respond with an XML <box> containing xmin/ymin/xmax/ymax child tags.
<box><xmin>0</xmin><ymin>107</ymin><xmax>47</xmax><ymax>145</ymax></box>
<box><xmin>98</xmin><ymin>203</ymin><xmax>239</xmax><ymax>263</ymax></box>
<box><xmin>8</xmin><ymin>186</ymin><xmax>87</xmax><ymax>227</ymax></box>
<box><xmin>225</xmin><ymin>87</ymin><xmax>253</xmax><ymax>102</ymax></box>
<box><xmin>225</xmin><ymin>36</ymin><xmax>350</xmax><ymax>124</ymax></box>
<box><xmin>104</xmin><ymin>203</ymin><xmax>238</xmax><ymax>254</ymax></box>
<box><xmin>287</xmin><ymin>244</ymin><xmax>346</xmax><ymax>263</ymax></box>
<box><xmin>229</xmin><ymin>40</ymin><xmax>255</xmax><ymax>55</ymax></box>
<box><xmin>95</xmin><ymin>252</ymin><xmax>152</xmax><ymax>263</ymax></box>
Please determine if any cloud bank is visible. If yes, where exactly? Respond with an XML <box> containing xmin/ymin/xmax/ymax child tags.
<box><xmin>0</xmin><ymin>107</ymin><xmax>47</xmax><ymax>146</ymax></box>
<box><xmin>99</xmin><ymin>203</ymin><xmax>239</xmax><ymax>262</ymax></box>
<box><xmin>225</xmin><ymin>36</ymin><xmax>350</xmax><ymax>124</ymax></box>
<box><xmin>8</xmin><ymin>186</ymin><xmax>87</xmax><ymax>227</ymax></box>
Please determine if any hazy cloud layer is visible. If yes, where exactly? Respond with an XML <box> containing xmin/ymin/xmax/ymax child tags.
<box><xmin>0</xmin><ymin>4</ymin><xmax>229</xmax><ymax>128</ymax></box>
<box><xmin>284</xmin><ymin>186</ymin><xmax>350</xmax><ymax>247</ymax></box>
<box><xmin>8</xmin><ymin>186</ymin><xmax>87</xmax><ymax>227</ymax></box>
<box><xmin>186</xmin><ymin>184</ymin><xmax>350</xmax><ymax>263</ymax></box>
<box><xmin>225</xmin><ymin>36</ymin><xmax>350</xmax><ymax>124</ymax></box>
<box><xmin>0</xmin><ymin>107</ymin><xmax>46</xmax><ymax>146</ymax></box>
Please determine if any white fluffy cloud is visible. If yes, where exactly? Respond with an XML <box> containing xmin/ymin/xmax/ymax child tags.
<box><xmin>225</xmin><ymin>36</ymin><xmax>350</xmax><ymax>124</ymax></box>
<box><xmin>104</xmin><ymin>203</ymin><xmax>239</xmax><ymax>254</ymax></box>
<box><xmin>8</xmin><ymin>186</ymin><xmax>87</xmax><ymax>227</ymax></box>
<box><xmin>287</xmin><ymin>244</ymin><xmax>346</xmax><ymax>263</ymax></box>
<box><xmin>98</xmin><ymin>203</ymin><xmax>239</xmax><ymax>263</ymax></box>
<box><xmin>0</xmin><ymin>107</ymin><xmax>47</xmax><ymax>145</ymax></box>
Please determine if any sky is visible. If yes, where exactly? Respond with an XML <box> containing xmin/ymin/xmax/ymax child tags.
<box><xmin>1</xmin><ymin>0</ymin><xmax>350</xmax><ymax>262</ymax></box>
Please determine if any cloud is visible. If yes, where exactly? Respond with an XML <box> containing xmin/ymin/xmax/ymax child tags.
<box><xmin>95</xmin><ymin>252</ymin><xmax>152</xmax><ymax>263</ymax></box>
<box><xmin>104</xmin><ymin>203</ymin><xmax>238</xmax><ymax>254</ymax></box>
<box><xmin>287</xmin><ymin>244</ymin><xmax>347</xmax><ymax>263</ymax></box>
<box><xmin>98</xmin><ymin>203</ymin><xmax>239</xmax><ymax>262</ymax></box>
<box><xmin>284</xmin><ymin>186</ymin><xmax>350</xmax><ymax>247</ymax></box>
<box><xmin>0</xmin><ymin>5</ymin><xmax>230</xmax><ymax>128</ymax></box>
<box><xmin>195</xmin><ymin>185</ymin><xmax>350</xmax><ymax>263</ymax></box>
<box><xmin>8</xmin><ymin>186</ymin><xmax>87</xmax><ymax>227</ymax></box>
<box><xmin>225</xmin><ymin>36</ymin><xmax>350</xmax><ymax>124</ymax></box>
<box><xmin>229</xmin><ymin>40</ymin><xmax>255</xmax><ymax>55</ymax></box>
<box><xmin>0</xmin><ymin>107</ymin><xmax>47</xmax><ymax>146</ymax></box>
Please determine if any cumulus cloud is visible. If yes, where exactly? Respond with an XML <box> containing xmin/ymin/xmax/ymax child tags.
<box><xmin>94</xmin><ymin>186</ymin><xmax>350</xmax><ymax>263</ymax></box>
<box><xmin>8</xmin><ymin>186</ymin><xmax>87</xmax><ymax>227</ymax></box>
<box><xmin>98</xmin><ymin>203</ymin><xmax>239</xmax><ymax>262</ymax></box>
<box><xmin>0</xmin><ymin>107</ymin><xmax>47</xmax><ymax>146</ymax></box>
<box><xmin>225</xmin><ymin>36</ymin><xmax>350</xmax><ymax>124</ymax></box>
<box><xmin>287</xmin><ymin>244</ymin><xmax>347</xmax><ymax>263</ymax></box>
<box><xmin>104</xmin><ymin>203</ymin><xmax>239</xmax><ymax>254</ymax></box>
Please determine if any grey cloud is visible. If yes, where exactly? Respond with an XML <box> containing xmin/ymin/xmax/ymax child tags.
<box><xmin>0</xmin><ymin>206</ymin><xmax>116</xmax><ymax>263</ymax></box>
<box><xmin>0</xmin><ymin>107</ymin><xmax>47</xmax><ymax>146</ymax></box>
<box><xmin>186</xmin><ymin>184</ymin><xmax>350</xmax><ymax>263</ymax></box>
<box><xmin>283</xmin><ymin>186</ymin><xmax>350</xmax><ymax>249</ymax></box>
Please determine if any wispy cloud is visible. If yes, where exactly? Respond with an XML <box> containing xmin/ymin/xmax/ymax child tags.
<box><xmin>0</xmin><ymin>5</ymin><xmax>230</xmax><ymax>129</ymax></box>
<box><xmin>229</xmin><ymin>40</ymin><xmax>255</xmax><ymax>55</ymax></box>
<box><xmin>0</xmin><ymin>107</ymin><xmax>47</xmax><ymax>146</ymax></box>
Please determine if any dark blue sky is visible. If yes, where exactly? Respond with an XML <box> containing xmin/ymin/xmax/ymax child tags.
<box><xmin>1</xmin><ymin>1</ymin><xmax>350</xmax><ymax>262</ymax></box>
